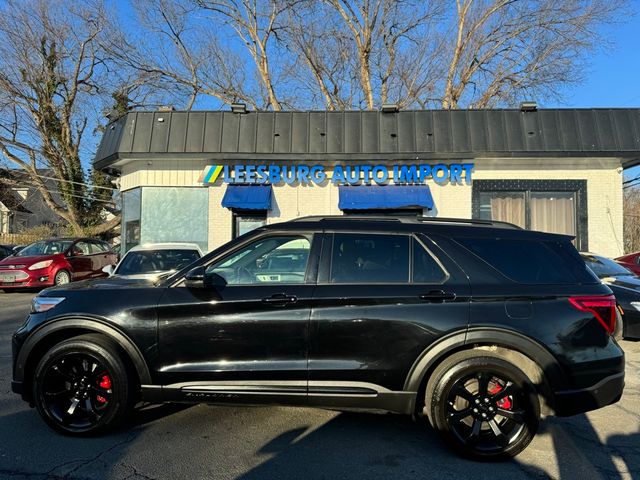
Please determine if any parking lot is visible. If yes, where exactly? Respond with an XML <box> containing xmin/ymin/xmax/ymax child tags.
<box><xmin>0</xmin><ymin>291</ymin><xmax>638</xmax><ymax>480</ymax></box>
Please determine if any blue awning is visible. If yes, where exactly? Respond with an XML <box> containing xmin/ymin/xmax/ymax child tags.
<box><xmin>338</xmin><ymin>185</ymin><xmax>434</xmax><ymax>211</ymax></box>
<box><xmin>221</xmin><ymin>185</ymin><xmax>272</xmax><ymax>210</ymax></box>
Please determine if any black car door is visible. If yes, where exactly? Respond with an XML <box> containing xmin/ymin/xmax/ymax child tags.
<box><xmin>155</xmin><ymin>231</ymin><xmax>320</xmax><ymax>399</ymax></box>
<box><xmin>308</xmin><ymin>231</ymin><xmax>471</xmax><ymax>396</ymax></box>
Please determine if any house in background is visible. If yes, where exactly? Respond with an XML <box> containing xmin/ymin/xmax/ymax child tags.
<box><xmin>0</xmin><ymin>169</ymin><xmax>63</xmax><ymax>234</ymax></box>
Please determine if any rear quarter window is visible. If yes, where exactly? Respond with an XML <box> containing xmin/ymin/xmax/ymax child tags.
<box><xmin>455</xmin><ymin>237</ymin><xmax>598</xmax><ymax>285</ymax></box>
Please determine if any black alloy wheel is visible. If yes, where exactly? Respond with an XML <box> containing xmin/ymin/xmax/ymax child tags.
<box><xmin>426</xmin><ymin>352</ymin><xmax>539</xmax><ymax>460</ymax></box>
<box><xmin>33</xmin><ymin>334</ymin><xmax>133</xmax><ymax>435</ymax></box>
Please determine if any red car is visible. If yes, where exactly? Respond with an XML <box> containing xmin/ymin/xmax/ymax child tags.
<box><xmin>0</xmin><ymin>238</ymin><xmax>117</xmax><ymax>290</ymax></box>
<box><xmin>615</xmin><ymin>251</ymin><xmax>640</xmax><ymax>276</ymax></box>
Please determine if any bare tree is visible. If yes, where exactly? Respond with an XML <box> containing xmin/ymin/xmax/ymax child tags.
<box><xmin>440</xmin><ymin>0</ymin><xmax>627</xmax><ymax>109</ymax></box>
<box><xmin>114</xmin><ymin>0</ymin><xmax>627</xmax><ymax>111</ymax></box>
<box><xmin>624</xmin><ymin>186</ymin><xmax>640</xmax><ymax>254</ymax></box>
<box><xmin>0</xmin><ymin>0</ymin><xmax>121</xmax><ymax>235</ymax></box>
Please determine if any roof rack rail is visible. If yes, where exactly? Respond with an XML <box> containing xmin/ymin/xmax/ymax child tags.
<box><xmin>415</xmin><ymin>216</ymin><xmax>521</xmax><ymax>229</ymax></box>
<box><xmin>290</xmin><ymin>215</ymin><xmax>402</xmax><ymax>223</ymax></box>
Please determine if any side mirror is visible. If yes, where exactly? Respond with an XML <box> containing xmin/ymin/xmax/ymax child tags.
<box><xmin>102</xmin><ymin>265</ymin><xmax>115</xmax><ymax>276</ymax></box>
<box><xmin>184</xmin><ymin>266</ymin><xmax>205</xmax><ymax>288</ymax></box>
<box><xmin>184</xmin><ymin>266</ymin><xmax>227</xmax><ymax>289</ymax></box>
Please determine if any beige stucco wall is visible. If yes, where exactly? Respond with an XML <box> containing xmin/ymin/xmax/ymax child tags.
<box><xmin>119</xmin><ymin>158</ymin><xmax>624</xmax><ymax>258</ymax></box>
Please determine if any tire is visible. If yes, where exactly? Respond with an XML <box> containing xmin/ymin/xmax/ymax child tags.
<box><xmin>32</xmin><ymin>334</ymin><xmax>134</xmax><ymax>436</ymax></box>
<box><xmin>54</xmin><ymin>270</ymin><xmax>71</xmax><ymax>285</ymax></box>
<box><xmin>425</xmin><ymin>350</ymin><xmax>540</xmax><ymax>460</ymax></box>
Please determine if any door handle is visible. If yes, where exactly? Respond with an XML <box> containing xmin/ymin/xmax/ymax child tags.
<box><xmin>419</xmin><ymin>290</ymin><xmax>456</xmax><ymax>302</ymax></box>
<box><xmin>262</xmin><ymin>293</ymin><xmax>298</xmax><ymax>305</ymax></box>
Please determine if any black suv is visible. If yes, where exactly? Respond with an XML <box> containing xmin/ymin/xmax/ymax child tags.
<box><xmin>11</xmin><ymin>217</ymin><xmax>624</xmax><ymax>459</ymax></box>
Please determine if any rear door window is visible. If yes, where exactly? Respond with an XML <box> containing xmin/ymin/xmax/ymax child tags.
<box><xmin>456</xmin><ymin>237</ymin><xmax>598</xmax><ymax>284</ymax></box>
<box><xmin>330</xmin><ymin>233</ymin><xmax>409</xmax><ymax>283</ymax></box>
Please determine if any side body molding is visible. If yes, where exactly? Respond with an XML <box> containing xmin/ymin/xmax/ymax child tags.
<box><xmin>15</xmin><ymin>316</ymin><xmax>152</xmax><ymax>386</ymax></box>
<box><xmin>403</xmin><ymin>327</ymin><xmax>566</xmax><ymax>397</ymax></box>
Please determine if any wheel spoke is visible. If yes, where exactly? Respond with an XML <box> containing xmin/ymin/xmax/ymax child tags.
<box><xmin>477</xmin><ymin>372</ymin><xmax>490</xmax><ymax>396</ymax></box>
<box><xmin>44</xmin><ymin>389</ymin><xmax>71</xmax><ymax>398</ymax></box>
<box><xmin>66</xmin><ymin>397</ymin><xmax>80</xmax><ymax>415</ymax></box>
<box><xmin>468</xmin><ymin>418</ymin><xmax>482</xmax><ymax>442</ymax></box>
<box><xmin>451</xmin><ymin>384</ymin><xmax>474</xmax><ymax>403</ymax></box>
<box><xmin>487</xmin><ymin>419</ymin><xmax>509</xmax><ymax>447</ymax></box>
<box><xmin>51</xmin><ymin>364</ymin><xmax>75</xmax><ymax>382</ymax></box>
<box><xmin>90</xmin><ymin>386</ymin><xmax>112</xmax><ymax>397</ymax></box>
<box><xmin>447</xmin><ymin>408</ymin><xmax>472</xmax><ymax>422</ymax></box>
<box><xmin>497</xmin><ymin>408</ymin><xmax>525</xmax><ymax>423</ymax></box>
<box><xmin>492</xmin><ymin>381</ymin><xmax>515</xmax><ymax>401</ymax></box>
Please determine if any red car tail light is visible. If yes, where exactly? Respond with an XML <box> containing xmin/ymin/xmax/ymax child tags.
<box><xmin>568</xmin><ymin>295</ymin><xmax>616</xmax><ymax>334</ymax></box>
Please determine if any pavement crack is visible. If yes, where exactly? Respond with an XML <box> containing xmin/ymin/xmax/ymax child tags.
<box><xmin>45</xmin><ymin>432</ymin><xmax>137</xmax><ymax>479</ymax></box>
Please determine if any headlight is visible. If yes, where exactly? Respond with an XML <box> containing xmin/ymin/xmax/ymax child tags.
<box><xmin>31</xmin><ymin>297</ymin><xmax>65</xmax><ymax>313</ymax></box>
<box><xmin>631</xmin><ymin>302</ymin><xmax>640</xmax><ymax>312</ymax></box>
<box><xmin>28</xmin><ymin>260</ymin><xmax>53</xmax><ymax>270</ymax></box>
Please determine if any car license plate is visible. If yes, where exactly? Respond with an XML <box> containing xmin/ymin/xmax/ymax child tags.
<box><xmin>0</xmin><ymin>275</ymin><xmax>16</xmax><ymax>283</ymax></box>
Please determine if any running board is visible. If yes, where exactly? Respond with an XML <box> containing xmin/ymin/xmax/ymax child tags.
<box><xmin>141</xmin><ymin>381</ymin><xmax>416</xmax><ymax>414</ymax></box>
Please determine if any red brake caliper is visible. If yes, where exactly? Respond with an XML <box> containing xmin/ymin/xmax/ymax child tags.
<box><xmin>96</xmin><ymin>375</ymin><xmax>111</xmax><ymax>404</ymax></box>
<box><xmin>489</xmin><ymin>384</ymin><xmax>512</xmax><ymax>410</ymax></box>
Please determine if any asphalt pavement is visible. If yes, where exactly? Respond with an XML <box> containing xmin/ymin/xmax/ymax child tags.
<box><xmin>0</xmin><ymin>291</ymin><xmax>638</xmax><ymax>480</ymax></box>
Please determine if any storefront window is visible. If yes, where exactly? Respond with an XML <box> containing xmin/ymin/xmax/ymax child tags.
<box><xmin>140</xmin><ymin>187</ymin><xmax>209</xmax><ymax>252</ymax></box>
<box><xmin>530</xmin><ymin>192</ymin><xmax>576</xmax><ymax>236</ymax></box>
<box><xmin>233</xmin><ymin>212</ymin><xmax>267</xmax><ymax>238</ymax></box>
<box><xmin>122</xmin><ymin>188</ymin><xmax>141</xmax><ymax>253</ymax></box>
<box><xmin>474</xmin><ymin>181</ymin><xmax>583</xmax><ymax>249</ymax></box>
<box><xmin>478</xmin><ymin>192</ymin><xmax>526</xmax><ymax>228</ymax></box>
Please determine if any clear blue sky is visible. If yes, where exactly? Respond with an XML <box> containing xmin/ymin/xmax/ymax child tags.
<box><xmin>550</xmin><ymin>13</ymin><xmax>640</xmax><ymax>109</ymax></box>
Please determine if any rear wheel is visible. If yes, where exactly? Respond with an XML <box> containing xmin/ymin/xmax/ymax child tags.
<box><xmin>425</xmin><ymin>350</ymin><xmax>539</xmax><ymax>460</ymax></box>
<box><xmin>33</xmin><ymin>334</ymin><xmax>133</xmax><ymax>435</ymax></box>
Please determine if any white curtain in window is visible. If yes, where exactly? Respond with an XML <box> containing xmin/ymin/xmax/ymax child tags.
<box><xmin>489</xmin><ymin>195</ymin><xmax>526</xmax><ymax>228</ymax></box>
<box><xmin>530</xmin><ymin>193</ymin><xmax>575</xmax><ymax>235</ymax></box>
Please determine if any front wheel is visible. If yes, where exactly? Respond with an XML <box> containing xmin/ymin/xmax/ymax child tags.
<box><xmin>54</xmin><ymin>269</ymin><xmax>71</xmax><ymax>285</ymax></box>
<box><xmin>33</xmin><ymin>334</ymin><xmax>133</xmax><ymax>435</ymax></box>
<box><xmin>425</xmin><ymin>351</ymin><xmax>540</xmax><ymax>460</ymax></box>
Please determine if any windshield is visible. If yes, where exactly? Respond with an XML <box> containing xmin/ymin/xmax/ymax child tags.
<box><xmin>581</xmin><ymin>254</ymin><xmax>633</xmax><ymax>278</ymax></box>
<box><xmin>16</xmin><ymin>240</ymin><xmax>73</xmax><ymax>257</ymax></box>
<box><xmin>115</xmin><ymin>249</ymin><xmax>201</xmax><ymax>275</ymax></box>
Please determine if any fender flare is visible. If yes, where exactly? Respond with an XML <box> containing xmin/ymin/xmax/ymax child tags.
<box><xmin>15</xmin><ymin>316</ymin><xmax>152</xmax><ymax>386</ymax></box>
<box><xmin>403</xmin><ymin>327</ymin><xmax>565</xmax><ymax>394</ymax></box>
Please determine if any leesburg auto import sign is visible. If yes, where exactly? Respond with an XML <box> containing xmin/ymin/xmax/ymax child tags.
<box><xmin>199</xmin><ymin>163</ymin><xmax>475</xmax><ymax>186</ymax></box>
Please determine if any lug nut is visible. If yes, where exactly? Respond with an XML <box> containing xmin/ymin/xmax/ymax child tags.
<box><xmin>481</xmin><ymin>413</ymin><xmax>487</xmax><ymax>418</ymax></box>
<box><xmin>473</xmin><ymin>408</ymin><xmax>478</xmax><ymax>413</ymax></box>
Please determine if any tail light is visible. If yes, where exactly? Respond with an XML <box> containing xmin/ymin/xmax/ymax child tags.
<box><xmin>568</xmin><ymin>295</ymin><xmax>616</xmax><ymax>334</ymax></box>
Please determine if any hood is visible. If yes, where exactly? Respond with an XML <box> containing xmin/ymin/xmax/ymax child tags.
<box><xmin>42</xmin><ymin>276</ymin><xmax>156</xmax><ymax>294</ymax></box>
<box><xmin>601</xmin><ymin>274</ymin><xmax>640</xmax><ymax>292</ymax></box>
<box><xmin>0</xmin><ymin>253</ymin><xmax>62</xmax><ymax>266</ymax></box>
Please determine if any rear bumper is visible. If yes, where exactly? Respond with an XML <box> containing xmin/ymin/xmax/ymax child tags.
<box><xmin>553</xmin><ymin>372</ymin><xmax>624</xmax><ymax>416</ymax></box>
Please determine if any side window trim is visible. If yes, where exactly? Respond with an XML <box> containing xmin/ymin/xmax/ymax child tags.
<box><xmin>411</xmin><ymin>235</ymin><xmax>450</xmax><ymax>285</ymax></box>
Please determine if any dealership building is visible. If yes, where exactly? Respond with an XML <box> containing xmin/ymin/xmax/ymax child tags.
<box><xmin>94</xmin><ymin>107</ymin><xmax>640</xmax><ymax>257</ymax></box>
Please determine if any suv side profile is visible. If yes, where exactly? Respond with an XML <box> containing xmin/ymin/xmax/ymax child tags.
<box><xmin>11</xmin><ymin>217</ymin><xmax>624</xmax><ymax>460</ymax></box>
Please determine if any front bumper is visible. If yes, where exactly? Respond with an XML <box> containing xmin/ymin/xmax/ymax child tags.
<box><xmin>0</xmin><ymin>269</ymin><xmax>52</xmax><ymax>288</ymax></box>
<box><xmin>553</xmin><ymin>372</ymin><xmax>624</xmax><ymax>416</ymax></box>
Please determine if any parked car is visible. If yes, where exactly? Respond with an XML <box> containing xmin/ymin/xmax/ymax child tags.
<box><xmin>103</xmin><ymin>243</ymin><xmax>203</xmax><ymax>280</ymax></box>
<box><xmin>0</xmin><ymin>244</ymin><xmax>16</xmax><ymax>260</ymax></box>
<box><xmin>12</xmin><ymin>217</ymin><xmax>624</xmax><ymax>460</ymax></box>
<box><xmin>12</xmin><ymin>245</ymin><xmax>26</xmax><ymax>255</ymax></box>
<box><xmin>615</xmin><ymin>251</ymin><xmax>640</xmax><ymax>276</ymax></box>
<box><xmin>580</xmin><ymin>252</ymin><xmax>640</xmax><ymax>339</ymax></box>
<box><xmin>0</xmin><ymin>238</ymin><xmax>117</xmax><ymax>290</ymax></box>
